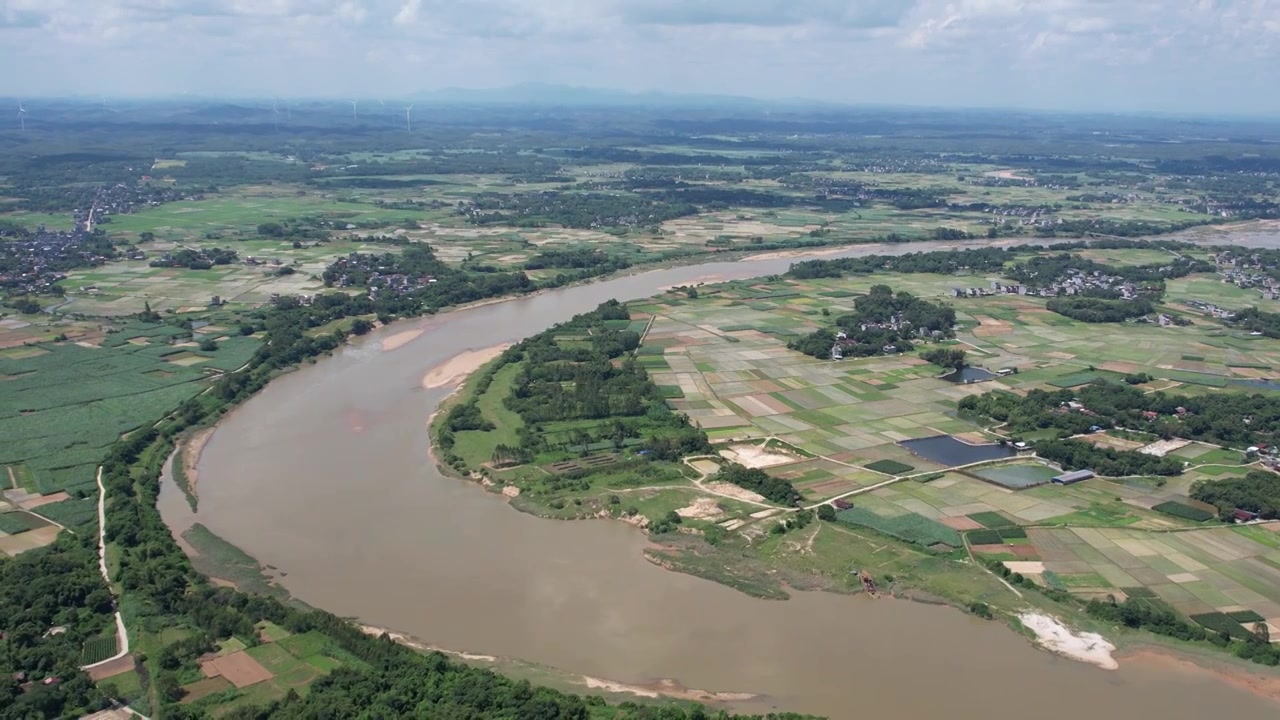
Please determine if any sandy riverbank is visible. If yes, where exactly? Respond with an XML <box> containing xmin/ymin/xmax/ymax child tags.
<box><xmin>180</xmin><ymin>426</ymin><xmax>216</xmax><ymax>500</ymax></box>
<box><xmin>1018</xmin><ymin>612</ymin><xmax>1118</xmax><ymax>669</ymax></box>
<box><xmin>421</xmin><ymin>344</ymin><xmax>512</xmax><ymax>389</ymax></box>
<box><xmin>1120</xmin><ymin>647</ymin><xmax>1280</xmax><ymax>703</ymax></box>
<box><xmin>381</xmin><ymin>328</ymin><xmax>424</xmax><ymax>351</ymax></box>
<box><xmin>357</xmin><ymin>624</ymin><xmax>758</xmax><ymax>705</ymax></box>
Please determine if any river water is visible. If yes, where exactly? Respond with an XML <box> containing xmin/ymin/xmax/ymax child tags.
<box><xmin>162</xmin><ymin>236</ymin><xmax>1280</xmax><ymax>719</ymax></box>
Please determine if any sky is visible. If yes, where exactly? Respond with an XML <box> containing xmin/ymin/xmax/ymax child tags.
<box><xmin>3</xmin><ymin>0</ymin><xmax>1280</xmax><ymax>116</ymax></box>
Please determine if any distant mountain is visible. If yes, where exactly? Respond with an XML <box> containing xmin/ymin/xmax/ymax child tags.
<box><xmin>408</xmin><ymin>83</ymin><xmax>836</xmax><ymax>109</ymax></box>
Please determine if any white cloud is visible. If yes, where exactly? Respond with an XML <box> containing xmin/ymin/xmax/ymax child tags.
<box><xmin>0</xmin><ymin>0</ymin><xmax>1277</xmax><ymax>114</ymax></box>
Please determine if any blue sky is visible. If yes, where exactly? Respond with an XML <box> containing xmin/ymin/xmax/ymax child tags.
<box><xmin>3</xmin><ymin>0</ymin><xmax>1279</xmax><ymax>115</ymax></box>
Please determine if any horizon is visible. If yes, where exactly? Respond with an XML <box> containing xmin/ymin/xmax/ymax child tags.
<box><xmin>3</xmin><ymin>1</ymin><xmax>1280</xmax><ymax>118</ymax></box>
<box><xmin>7</xmin><ymin>85</ymin><xmax>1280</xmax><ymax>126</ymax></box>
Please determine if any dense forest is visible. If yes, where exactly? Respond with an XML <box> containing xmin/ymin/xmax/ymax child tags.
<box><xmin>789</xmin><ymin>285</ymin><xmax>956</xmax><ymax>359</ymax></box>
<box><xmin>436</xmin><ymin>301</ymin><xmax>711</xmax><ymax>479</ymax></box>
<box><xmin>1045</xmin><ymin>296</ymin><xmax>1155</xmax><ymax>323</ymax></box>
<box><xmin>1192</xmin><ymin>471</ymin><xmax>1280</xmax><ymax>519</ymax></box>
<box><xmin>960</xmin><ymin>380</ymin><xmax>1280</xmax><ymax>448</ymax></box>
<box><xmin>1032</xmin><ymin>438</ymin><xmax>1184</xmax><ymax>477</ymax></box>
<box><xmin>716</xmin><ymin>463</ymin><xmax>802</xmax><ymax>506</ymax></box>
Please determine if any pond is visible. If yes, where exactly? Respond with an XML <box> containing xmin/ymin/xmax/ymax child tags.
<box><xmin>973</xmin><ymin>463</ymin><xmax>1061</xmax><ymax>489</ymax></box>
<box><xmin>1231</xmin><ymin>379</ymin><xmax>1280</xmax><ymax>392</ymax></box>
<box><xmin>941</xmin><ymin>366</ymin><xmax>998</xmax><ymax>384</ymax></box>
<box><xmin>899</xmin><ymin>435</ymin><xmax>1016</xmax><ymax>467</ymax></box>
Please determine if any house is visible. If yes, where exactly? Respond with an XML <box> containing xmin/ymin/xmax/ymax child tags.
<box><xmin>1233</xmin><ymin>508</ymin><xmax>1261</xmax><ymax>522</ymax></box>
<box><xmin>1052</xmin><ymin>469</ymin><xmax>1095</xmax><ymax>485</ymax></box>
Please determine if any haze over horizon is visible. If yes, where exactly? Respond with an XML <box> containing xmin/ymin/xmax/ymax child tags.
<box><xmin>3</xmin><ymin>0</ymin><xmax>1280</xmax><ymax>117</ymax></box>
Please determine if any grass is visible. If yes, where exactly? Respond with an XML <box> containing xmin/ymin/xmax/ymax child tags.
<box><xmin>32</xmin><ymin>497</ymin><xmax>98</xmax><ymax>529</ymax></box>
<box><xmin>182</xmin><ymin>524</ymin><xmax>292</xmax><ymax>602</ymax></box>
<box><xmin>451</xmin><ymin>362</ymin><xmax>524</xmax><ymax>468</ymax></box>
<box><xmin>0</xmin><ymin>511</ymin><xmax>48</xmax><ymax>534</ymax></box>
<box><xmin>835</xmin><ymin>506</ymin><xmax>963</xmax><ymax>548</ymax></box>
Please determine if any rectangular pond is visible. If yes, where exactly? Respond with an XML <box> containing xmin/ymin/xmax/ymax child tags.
<box><xmin>898</xmin><ymin>435</ymin><xmax>1016</xmax><ymax>467</ymax></box>
<box><xmin>973</xmin><ymin>464</ymin><xmax>1060</xmax><ymax>489</ymax></box>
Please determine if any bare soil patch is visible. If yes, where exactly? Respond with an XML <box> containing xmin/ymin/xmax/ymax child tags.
<box><xmin>703</xmin><ymin>482</ymin><xmax>768</xmax><ymax>504</ymax></box>
<box><xmin>676</xmin><ymin>497</ymin><xmax>725</xmax><ymax>521</ymax></box>
<box><xmin>17</xmin><ymin>490</ymin><xmax>70</xmax><ymax>510</ymax></box>
<box><xmin>717</xmin><ymin>443</ymin><xmax>800</xmax><ymax>469</ymax></box>
<box><xmin>421</xmin><ymin>344</ymin><xmax>512</xmax><ymax>389</ymax></box>
<box><xmin>85</xmin><ymin>655</ymin><xmax>135</xmax><ymax>681</ymax></box>
<box><xmin>200</xmin><ymin>650</ymin><xmax>273</xmax><ymax>688</ymax></box>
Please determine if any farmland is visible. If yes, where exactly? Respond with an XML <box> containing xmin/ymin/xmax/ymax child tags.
<box><xmin>0</xmin><ymin>318</ymin><xmax>259</xmax><ymax>526</ymax></box>
<box><xmin>433</xmin><ymin>242</ymin><xmax>1280</xmax><ymax>669</ymax></box>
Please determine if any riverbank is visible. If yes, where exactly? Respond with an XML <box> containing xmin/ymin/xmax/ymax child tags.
<box><xmin>177</xmin><ymin>232</ymin><xmax>1280</xmax><ymax>719</ymax></box>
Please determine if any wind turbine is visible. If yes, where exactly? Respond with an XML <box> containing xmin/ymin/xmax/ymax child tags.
<box><xmin>404</xmin><ymin>105</ymin><xmax>413</xmax><ymax>132</ymax></box>
<box><xmin>272</xmin><ymin>99</ymin><xmax>281</xmax><ymax>132</ymax></box>
<box><xmin>16</xmin><ymin>100</ymin><xmax>26</xmax><ymax>131</ymax></box>
<box><xmin>350</xmin><ymin>99</ymin><xmax>358</xmax><ymax>122</ymax></box>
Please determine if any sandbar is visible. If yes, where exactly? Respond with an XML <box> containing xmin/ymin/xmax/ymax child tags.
<box><xmin>421</xmin><ymin>344</ymin><xmax>512</xmax><ymax>389</ymax></box>
<box><xmin>381</xmin><ymin>329</ymin><xmax>424</xmax><ymax>352</ymax></box>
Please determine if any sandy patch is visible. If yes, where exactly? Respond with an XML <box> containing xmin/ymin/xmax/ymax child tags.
<box><xmin>703</xmin><ymin>482</ymin><xmax>768</xmax><ymax>504</ymax></box>
<box><xmin>1018</xmin><ymin>612</ymin><xmax>1118</xmax><ymax>670</ymax></box>
<box><xmin>1138</xmin><ymin>438</ymin><xmax>1191</xmax><ymax>457</ymax></box>
<box><xmin>581</xmin><ymin>676</ymin><xmax>756</xmax><ymax>704</ymax></box>
<box><xmin>381</xmin><ymin>328</ymin><xmax>424</xmax><ymax>352</ymax></box>
<box><xmin>421</xmin><ymin>344</ymin><xmax>512</xmax><ymax>389</ymax></box>
<box><xmin>359</xmin><ymin>624</ymin><xmax>498</xmax><ymax>661</ymax></box>
<box><xmin>502</xmin><ymin>485</ymin><xmax>521</xmax><ymax>498</ymax></box>
<box><xmin>676</xmin><ymin>497</ymin><xmax>725</xmax><ymax>520</ymax></box>
<box><xmin>1003</xmin><ymin>561</ymin><xmax>1045</xmax><ymax>575</ymax></box>
<box><xmin>718</xmin><ymin>443</ymin><xmax>800</xmax><ymax>469</ymax></box>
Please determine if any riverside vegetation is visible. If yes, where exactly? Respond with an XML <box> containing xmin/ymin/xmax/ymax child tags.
<box><xmin>436</xmin><ymin>242</ymin><xmax>1280</xmax><ymax>674</ymax></box>
<box><xmin>5</xmin><ymin>101</ymin><xmax>1280</xmax><ymax>717</ymax></box>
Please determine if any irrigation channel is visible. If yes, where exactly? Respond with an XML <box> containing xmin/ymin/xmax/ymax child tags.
<box><xmin>160</xmin><ymin>234</ymin><xmax>1280</xmax><ymax>719</ymax></box>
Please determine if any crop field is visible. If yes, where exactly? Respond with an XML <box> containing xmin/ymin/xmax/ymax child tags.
<box><xmin>636</xmin><ymin>264</ymin><xmax>1280</xmax><ymax>492</ymax></box>
<box><xmin>0</xmin><ymin>326</ymin><xmax>258</xmax><ymax>496</ymax></box>
<box><xmin>60</xmin><ymin>235</ymin><xmax>399</xmax><ymax>314</ymax></box>
<box><xmin>185</xmin><ymin>628</ymin><xmax>346</xmax><ymax>710</ymax></box>
<box><xmin>1022</xmin><ymin>524</ymin><xmax>1280</xmax><ymax>633</ymax></box>
<box><xmin>80</xmin><ymin>634</ymin><xmax>119</xmax><ymax>665</ymax></box>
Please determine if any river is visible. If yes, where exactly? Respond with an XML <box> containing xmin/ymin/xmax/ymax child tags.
<box><xmin>162</xmin><ymin>235</ymin><xmax>1280</xmax><ymax>719</ymax></box>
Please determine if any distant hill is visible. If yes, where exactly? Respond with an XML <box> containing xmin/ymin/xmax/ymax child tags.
<box><xmin>407</xmin><ymin>83</ymin><xmax>835</xmax><ymax>109</ymax></box>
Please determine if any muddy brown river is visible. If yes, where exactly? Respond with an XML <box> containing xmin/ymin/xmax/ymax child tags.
<box><xmin>162</xmin><ymin>236</ymin><xmax>1280</xmax><ymax>719</ymax></box>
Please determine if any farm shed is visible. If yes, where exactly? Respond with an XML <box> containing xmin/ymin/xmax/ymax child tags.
<box><xmin>1052</xmin><ymin>469</ymin><xmax>1095</xmax><ymax>485</ymax></box>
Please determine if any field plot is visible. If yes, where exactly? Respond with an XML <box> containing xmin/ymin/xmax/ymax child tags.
<box><xmin>0</xmin><ymin>326</ymin><xmax>257</xmax><ymax>496</ymax></box>
<box><xmin>644</xmin><ymin>279</ymin><xmax>996</xmax><ymax>472</ymax></box>
<box><xmin>59</xmin><ymin>235</ymin><xmax>398</xmax><ymax>314</ymax></box>
<box><xmin>1025</xmin><ymin>524</ymin><xmax>1280</xmax><ymax>628</ymax></box>
<box><xmin>186</xmin><ymin>629</ymin><xmax>344</xmax><ymax>709</ymax></box>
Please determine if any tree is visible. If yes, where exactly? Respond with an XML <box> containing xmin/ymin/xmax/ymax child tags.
<box><xmin>350</xmin><ymin>318</ymin><xmax>374</xmax><ymax>336</ymax></box>
<box><xmin>817</xmin><ymin>504</ymin><xmax>836</xmax><ymax>522</ymax></box>
<box><xmin>198</xmin><ymin>338</ymin><xmax>218</xmax><ymax>352</ymax></box>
